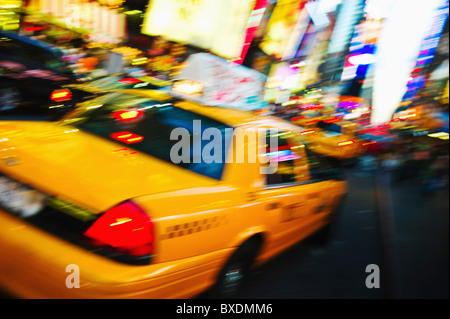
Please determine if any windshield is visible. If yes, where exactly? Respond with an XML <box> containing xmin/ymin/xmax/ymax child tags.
<box><xmin>85</xmin><ymin>75</ymin><xmax>164</xmax><ymax>91</ymax></box>
<box><xmin>88</xmin><ymin>76</ymin><xmax>135</xmax><ymax>90</ymax></box>
<box><xmin>69</xmin><ymin>93</ymin><xmax>232</xmax><ymax>180</ymax></box>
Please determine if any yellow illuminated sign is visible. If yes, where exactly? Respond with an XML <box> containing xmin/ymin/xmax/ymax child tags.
<box><xmin>172</xmin><ymin>80</ymin><xmax>203</xmax><ymax>96</ymax></box>
<box><xmin>260</xmin><ymin>0</ymin><xmax>305</xmax><ymax>59</ymax></box>
<box><xmin>428</xmin><ymin>132</ymin><xmax>449</xmax><ymax>140</ymax></box>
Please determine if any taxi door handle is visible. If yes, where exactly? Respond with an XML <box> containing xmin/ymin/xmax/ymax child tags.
<box><xmin>266</xmin><ymin>202</ymin><xmax>280</xmax><ymax>210</ymax></box>
<box><xmin>246</xmin><ymin>191</ymin><xmax>258</xmax><ymax>202</ymax></box>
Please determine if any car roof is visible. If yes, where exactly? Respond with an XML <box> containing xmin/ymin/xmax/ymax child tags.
<box><xmin>0</xmin><ymin>30</ymin><xmax>60</xmax><ymax>56</ymax></box>
<box><xmin>118</xmin><ymin>89</ymin><xmax>292</xmax><ymax>129</ymax></box>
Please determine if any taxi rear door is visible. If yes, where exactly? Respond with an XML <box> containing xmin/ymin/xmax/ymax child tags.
<box><xmin>257</xmin><ymin>129</ymin><xmax>335</xmax><ymax>257</ymax></box>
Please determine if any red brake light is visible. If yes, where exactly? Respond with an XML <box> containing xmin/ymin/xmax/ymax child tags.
<box><xmin>111</xmin><ymin>131</ymin><xmax>144</xmax><ymax>144</ymax></box>
<box><xmin>291</xmin><ymin>116</ymin><xmax>305</xmax><ymax>121</ymax></box>
<box><xmin>373</xmin><ymin>130</ymin><xmax>389</xmax><ymax>136</ymax></box>
<box><xmin>50</xmin><ymin>89</ymin><xmax>72</xmax><ymax>102</ymax></box>
<box><xmin>112</xmin><ymin>110</ymin><xmax>144</xmax><ymax>121</ymax></box>
<box><xmin>84</xmin><ymin>201</ymin><xmax>154</xmax><ymax>256</ymax></box>
<box><xmin>337</xmin><ymin>140</ymin><xmax>355</xmax><ymax>147</ymax></box>
<box><xmin>300</xmin><ymin>129</ymin><xmax>316</xmax><ymax>135</ymax></box>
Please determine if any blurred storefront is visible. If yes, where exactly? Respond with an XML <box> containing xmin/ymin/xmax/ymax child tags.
<box><xmin>260</xmin><ymin>0</ymin><xmax>308</xmax><ymax>60</ymax></box>
<box><xmin>140</xmin><ymin>0</ymin><xmax>276</xmax><ymax>81</ymax></box>
<box><xmin>321</xmin><ymin>0</ymin><xmax>365</xmax><ymax>84</ymax></box>
<box><xmin>22</xmin><ymin>0</ymin><xmax>127</xmax><ymax>44</ymax></box>
<box><xmin>141</xmin><ymin>0</ymin><xmax>263</xmax><ymax>61</ymax></box>
<box><xmin>261</xmin><ymin>0</ymin><xmax>341</xmax><ymax>102</ymax></box>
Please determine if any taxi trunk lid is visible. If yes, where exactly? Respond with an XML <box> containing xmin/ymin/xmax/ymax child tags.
<box><xmin>0</xmin><ymin>121</ymin><xmax>217</xmax><ymax>213</ymax></box>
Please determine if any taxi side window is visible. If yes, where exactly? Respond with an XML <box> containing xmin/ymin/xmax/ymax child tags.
<box><xmin>263</xmin><ymin>130</ymin><xmax>343</xmax><ymax>187</ymax></box>
<box><xmin>265</xmin><ymin>132</ymin><xmax>296</xmax><ymax>186</ymax></box>
<box><xmin>304</xmin><ymin>143</ymin><xmax>344</xmax><ymax>181</ymax></box>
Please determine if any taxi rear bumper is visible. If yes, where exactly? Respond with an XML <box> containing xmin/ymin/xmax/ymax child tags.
<box><xmin>0</xmin><ymin>209</ymin><xmax>232</xmax><ymax>299</ymax></box>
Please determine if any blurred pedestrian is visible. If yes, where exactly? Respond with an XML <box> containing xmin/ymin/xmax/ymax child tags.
<box><xmin>77</xmin><ymin>47</ymin><xmax>98</xmax><ymax>74</ymax></box>
<box><xmin>421</xmin><ymin>156</ymin><xmax>448</xmax><ymax>195</ymax></box>
<box><xmin>381</xmin><ymin>153</ymin><xmax>399</xmax><ymax>172</ymax></box>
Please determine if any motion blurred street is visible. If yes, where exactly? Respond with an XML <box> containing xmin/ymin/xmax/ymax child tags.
<box><xmin>0</xmin><ymin>0</ymin><xmax>448</xmax><ymax>300</ymax></box>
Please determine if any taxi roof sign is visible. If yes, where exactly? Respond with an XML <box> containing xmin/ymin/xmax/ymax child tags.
<box><xmin>169</xmin><ymin>53</ymin><xmax>267</xmax><ymax>111</ymax></box>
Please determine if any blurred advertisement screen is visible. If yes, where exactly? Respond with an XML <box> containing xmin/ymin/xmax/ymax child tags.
<box><xmin>260</xmin><ymin>0</ymin><xmax>305</xmax><ymax>59</ymax></box>
<box><xmin>141</xmin><ymin>0</ymin><xmax>255</xmax><ymax>59</ymax></box>
<box><xmin>173</xmin><ymin>53</ymin><xmax>267</xmax><ymax>110</ymax></box>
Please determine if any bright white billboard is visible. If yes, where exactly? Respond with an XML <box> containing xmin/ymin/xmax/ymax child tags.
<box><xmin>142</xmin><ymin>0</ymin><xmax>255</xmax><ymax>59</ymax></box>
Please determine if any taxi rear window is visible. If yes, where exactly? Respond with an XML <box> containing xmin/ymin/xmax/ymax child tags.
<box><xmin>71</xmin><ymin>93</ymin><xmax>232</xmax><ymax>180</ymax></box>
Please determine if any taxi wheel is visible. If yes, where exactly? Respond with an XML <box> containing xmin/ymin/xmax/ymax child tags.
<box><xmin>210</xmin><ymin>237</ymin><xmax>261</xmax><ymax>298</ymax></box>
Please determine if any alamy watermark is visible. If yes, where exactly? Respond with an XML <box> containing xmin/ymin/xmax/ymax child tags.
<box><xmin>65</xmin><ymin>263</ymin><xmax>382</xmax><ymax>290</ymax></box>
<box><xmin>65</xmin><ymin>264</ymin><xmax>80</xmax><ymax>289</ymax></box>
<box><xmin>65</xmin><ymin>4</ymin><xmax>81</xmax><ymax>29</ymax></box>
<box><xmin>169</xmin><ymin>121</ymin><xmax>279</xmax><ymax>174</ymax></box>
<box><xmin>365</xmin><ymin>264</ymin><xmax>380</xmax><ymax>289</ymax></box>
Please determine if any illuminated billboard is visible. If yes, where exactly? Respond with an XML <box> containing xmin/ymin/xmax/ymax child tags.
<box><xmin>260</xmin><ymin>0</ymin><xmax>306</xmax><ymax>59</ymax></box>
<box><xmin>141</xmin><ymin>0</ymin><xmax>256</xmax><ymax>59</ymax></box>
<box><xmin>371</xmin><ymin>0</ymin><xmax>446</xmax><ymax>124</ymax></box>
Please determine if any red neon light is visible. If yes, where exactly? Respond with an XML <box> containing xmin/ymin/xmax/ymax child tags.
<box><xmin>291</xmin><ymin>116</ymin><xmax>305</xmax><ymax>121</ymax></box>
<box><xmin>372</xmin><ymin>130</ymin><xmax>389</xmax><ymax>136</ymax></box>
<box><xmin>302</xmin><ymin>105</ymin><xmax>324</xmax><ymax>110</ymax></box>
<box><xmin>25</xmin><ymin>26</ymin><xmax>47</xmax><ymax>32</ymax></box>
<box><xmin>235</xmin><ymin>0</ymin><xmax>269</xmax><ymax>64</ymax></box>
<box><xmin>324</xmin><ymin>117</ymin><xmax>341</xmax><ymax>123</ymax></box>
<box><xmin>118</xmin><ymin>77</ymin><xmax>143</xmax><ymax>84</ymax></box>
<box><xmin>266</xmin><ymin>145</ymin><xmax>291</xmax><ymax>152</ymax></box>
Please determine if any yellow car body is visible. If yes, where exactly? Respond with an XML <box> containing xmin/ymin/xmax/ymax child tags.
<box><xmin>289</xmin><ymin>102</ymin><xmax>336</xmax><ymax>129</ymax></box>
<box><xmin>391</xmin><ymin>105</ymin><xmax>444</xmax><ymax>132</ymax></box>
<box><xmin>297</xmin><ymin>120</ymin><xmax>364</xmax><ymax>160</ymax></box>
<box><xmin>0</xmin><ymin>89</ymin><xmax>347</xmax><ymax>298</ymax></box>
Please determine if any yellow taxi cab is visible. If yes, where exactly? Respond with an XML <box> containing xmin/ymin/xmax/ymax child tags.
<box><xmin>0</xmin><ymin>89</ymin><xmax>347</xmax><ymax>299</ymax></box>
<box><xmin>296</xmin><ymin>119</ymin><xmax>364</xmax><ymax>161</ymax></box>
<box><xmin>289</xmin><ymin>103</ymin><xmax>336</xmax><ymax>128</ymax></box>
<box><xmin>391</xmin><ymin>103</ymin><xmax>444</xmax><ymax>132</ymax></box>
